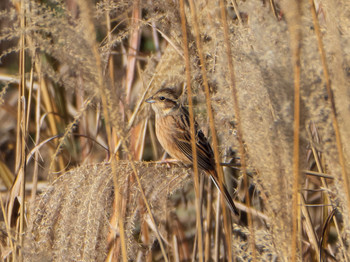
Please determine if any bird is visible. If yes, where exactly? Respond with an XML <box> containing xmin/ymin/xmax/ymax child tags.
<box><xmin>145</xmin><ymin>87</ymin><xmax>239</xmax><ymax>215</ymax></box>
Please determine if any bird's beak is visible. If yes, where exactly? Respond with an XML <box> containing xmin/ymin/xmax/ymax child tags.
<box><xmin>145</xmin><ymin>97</ymin><xmax>155</xmax><ymax>103</ymax></box>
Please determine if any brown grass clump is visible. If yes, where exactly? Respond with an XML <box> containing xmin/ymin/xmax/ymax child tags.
<box><xmin>0</xmin><ymin>0</ymin><xmax>349</xmax><ymax>261</ymax></box>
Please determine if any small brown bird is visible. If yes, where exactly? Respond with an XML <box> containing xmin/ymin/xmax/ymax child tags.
<box><xmin>146</xmin><ymin>87</ymin><xmax>239</xmax><ymax>215</ymax></box>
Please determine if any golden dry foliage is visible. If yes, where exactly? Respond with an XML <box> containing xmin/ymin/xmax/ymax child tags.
<box><xmin>0</xmin><ymin>0</ymin><xmax>349</xmax><ymax>261</ymax></box>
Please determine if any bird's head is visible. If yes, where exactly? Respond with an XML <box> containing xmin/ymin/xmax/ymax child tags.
<box><xmin>145</xmin><ymin>87</ymin><xmax>181</xmax><ymax>116</ymax></box>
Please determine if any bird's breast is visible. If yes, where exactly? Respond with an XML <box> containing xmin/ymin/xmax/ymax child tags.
<box><xmin>155</xmin><ymin>115</ymin><xmax>190</xmax><ymax>164</ymax></box>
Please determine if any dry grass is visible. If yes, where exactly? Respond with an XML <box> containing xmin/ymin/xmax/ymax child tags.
<box><xmin>0</xmin><ymin>0</ymin><xmax>349</xmax><ymax>261</ymax></box>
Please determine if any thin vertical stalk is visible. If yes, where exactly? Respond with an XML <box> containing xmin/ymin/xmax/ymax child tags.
<box><xmin>148</xmin><ymin>0</ymin><xmax>161</xmax><ymax>59</ymax></box>
<box><xmin>1</xmin><ymin>197</ymin><xmax>14</xmax><ymax>256</ymax></box>
<box><xmin>204</xmin><ymin>181</ymin><xmax>213</xmax><ymax>262</ymax></box>
<box><xmin>214</xmin><ymin>196</ymin><xmax>221</xmax><ymax>262</ymax></box>
<box><xmin>286</xmin><ymin>1</ymin><xmax>302</xmax><ymax>260</ymax></box>
<box><xmin>270</xmin><ymin>0</ymin><xmax>279</xmax><ymax>20</ymax></box>
<box><xmin>308</xmin><ymin>0</ymin><xmax>350</xmax><ymax>222</ymax></box>
<box><xmin>218</xmin><ymin>0</ymin><xmax>257</xmax><ymax>260</ymax></box>
<box><xmin>103</xmin><ymin>4</ymin><xmax>128</xmax><ymax>260</ymax></box>
<box><xmin>26</xmin><ymin>62</ymin><xmax>37</xmax><ymax>200</ymax></box>
<box><xmin>179</xmin><ymin>0</ymin><xmax>203</xmax><ymax>261</ymax></box>
<box><xmin>18</xmin><ymin>1</ymin><xmax>26</xmax><ymax>260</ymax></box>
<box><xmin>19</xmin><ymin>98</ymin><xmax>26</xmax><ymax>262</ymax></box>
<box><xmin>106</xmin><ymin>5</ymin><xmax>119</xmax><ymax>159</ymax></box>
<box><xmin>26</xmin><ymin>65</ymin><xmax>34</xmax><ymax>132</ymax></box>
<box><xmin>187</xmin><ymin>0</ymin><xmax>232</xmax><ymax>260</ymax></box>
<box><xmin>31</xmin><ymin>62</ymin><xmax>42</xmax><ymax>201</ymax></box>
<box><xmin>291</xmin><ymin>41</ymin><xmax>301</xmax><ymax>260</ymax></box>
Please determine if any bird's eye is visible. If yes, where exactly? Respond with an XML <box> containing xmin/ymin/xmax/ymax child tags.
<box><xmin>159</xmin><ymin>96</ymin><xmax>165</xmax><ymax>101</ymax></box>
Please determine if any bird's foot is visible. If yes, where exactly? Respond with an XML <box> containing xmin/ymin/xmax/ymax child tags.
<box><xmin>155</xmin><ymin>158</ymin><xmax>181</xmax><ymax>168</ymax></box>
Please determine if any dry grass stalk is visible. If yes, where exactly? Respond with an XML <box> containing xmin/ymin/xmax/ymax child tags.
<box><xmin>219</xmin><ymin>0</ymin><xmax>257</xmax><ymax>260</ymax></box>
<box><xmin>179</xmin><ymin>1</ymin><xmax>203</xmax><ymax>261</ymax></box>
<box><xmin>187</xmin><ymin>1</ymin><xmax>233</xmax><ymax>260</ymax></box>
<box><xmin>280</xmin><ymin>0</ymin><xmax>303</xmax><ymax>260</ymax></box>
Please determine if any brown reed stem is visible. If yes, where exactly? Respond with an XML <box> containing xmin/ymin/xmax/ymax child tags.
<box><xmin>204</xmin><ymin>182</ymin><xmax>213</xmax><ymax>262</ymax></box>
<box><xmin>179</xmin><ymin>0</ymin><xmax>203</xmax><ymax>261</ymax></box>
<box><xmin>18</xmin><ymin>1</ymin><xmax>26</xmax><ymax>260</ymax></box>
<box><xmin>188</xmin><ymin>0</ymin><xmax>232</xmax><ymax>260</ymax></box>
<box><xmin>287</xmin><ymin>1</ymin><xmax>302</xmax><ymax>260</ymax></box>
<box><xmin>219</xmin><ymin>0</ymin><xmax>257</xmax><ymax>260</ymax></box>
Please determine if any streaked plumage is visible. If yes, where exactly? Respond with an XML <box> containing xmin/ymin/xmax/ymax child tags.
<box><xmin>146</xmin><ymin>87</ymin><xmax>238</xmax><ymax>215</ymax></box>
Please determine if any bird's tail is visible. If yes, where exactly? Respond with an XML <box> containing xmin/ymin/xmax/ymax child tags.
<box><xmin>208</xmin><ymin>170</ymin><xmax>239</xmax><ymax>215</ymax></box>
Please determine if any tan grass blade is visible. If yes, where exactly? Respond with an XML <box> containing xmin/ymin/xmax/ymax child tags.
<box><xmin>0</xmin><ymin>196</ymin><xmax>14</xmax><ymax>258</ymax></box>
<box><xmin>76</xmin><ymin>76</ymin><xmax>90</xmax><ymax>162</ymax></box>
<box><xmin>130</xmin><ymin>120</ymin><xmax>148</xmax><ymax>161</ymax></box>
<box><xmin>131</xmin><ymin>62</ymin><xmax>150</xmax><ymax>161</ymax></box>
<box><xmin>0</xmin><ymin>161</ymin><xmax>14</xmax><ymax>190</ymax></box>
<box><xmin>173</xmin><ymin>235</ymin><xmax>180</xmax><ymax>262</ymax></box>
<box><xmin>148</xmin><ymin>120</ymin><xmax>159</xmax><ymax>160</ymax></box>
<box><xmin>25</xmin><ymin>64</ymin><xmax>34</xmax><ymax>133</ymax></box>
<box><xmin>31</xmin><ymin>56</ymin><xmax>42</xmax><ymax>201</ymax></box>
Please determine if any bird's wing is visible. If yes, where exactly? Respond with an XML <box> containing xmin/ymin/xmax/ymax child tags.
<box><xmin>173</xmin><ymin>106</ymin><xmax>215</xmax><ymax>172</ymax></box>
<box><xmin>173</xmin><ymin>106</ymin><xmax>239</xmax><ymax>215</ymax></box>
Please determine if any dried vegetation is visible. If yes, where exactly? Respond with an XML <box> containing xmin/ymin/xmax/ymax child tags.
<box><xmin>0</xmin><ymin>0</ymin><xmax>349</xmax><ymax>261</ymax></box>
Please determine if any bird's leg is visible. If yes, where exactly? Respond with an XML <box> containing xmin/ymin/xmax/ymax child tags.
<box><xmin>154</xmin><ymin>152</ymin><xmax>182</xmax><ymax>168</ymax></box>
